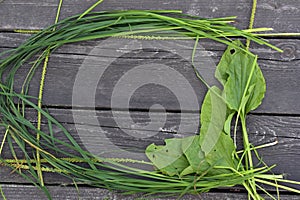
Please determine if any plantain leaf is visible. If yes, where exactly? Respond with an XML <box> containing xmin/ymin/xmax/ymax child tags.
<box><xmin>199</xmin><ymin>86</ymin><xmax>237</xmax><ymax>173</ymax></box>
<box><xmin>145</xmin><ymin>138</ymin><xmax>189</xmax><ymax>176</ymax></box>
<box><xmin>146</xmin><ymin>40</ymin><xmax>265</xmax><ymax>178</ymax></box>
<box><xmin>216</xmin><ymin>40</ymin><xmax>266</xmax><ymax>114</ymax></box>
<box><xmin>180</xmin><ymin>135</ymin><xmax>210</xmax><ymax>176</ymax></box>
<box><xmin>224</xmin><ymin>112</ymin><xmax>235</xmax><ymax>135</ymax></box>
<box><xmin>199</xmin><ymin>86</ymin><xmax>227</xmax><ymax>154</ymax></box>
<box><xmin>204</xmin><ymin>131</ymin><xmax>237</xmax><ymax>175</ymax></box>
<box><xmin>146</xmin><ymin>135</ymin><xmax>211</xmax><ymax>176</ymax></box>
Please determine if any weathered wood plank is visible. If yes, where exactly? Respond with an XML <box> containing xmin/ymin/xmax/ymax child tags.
<box><xmin>1</xmin><ymin>110</ymin><xmax>299</xmax><ymax>187</ymax></box>
<box><xmin>1</xmin><ymin>34</ymin><xmax>298</xmax><ymax>114</ymax></box>
<box><xmin>1</xmin><ymin>184</ymin><xmax>299</xmax><ymax>200</ymax></box>
<box><xmin>0</xmin><ymin>0</ymin><xmax>299</xmax><ymax>33</ymax></box>
<box><xmin>1</xmin><ymin>33</ymin><xmax>299</xmax><ymax>61</ymax></box>
<box><xmin>1</xmin><ymin>1</ymin><xmax>299</xmax><ymax>199</ymax></box>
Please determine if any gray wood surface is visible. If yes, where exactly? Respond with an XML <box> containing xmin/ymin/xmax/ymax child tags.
<box><xmin>1</xmin><ymin>110</ymin><xmax>299</xmax><ymax>188</ymax></box>
<box><xmin>0</xmin><ymin>0</ymin><xmax>299</xmax><ymax>32</ymax></box>
<box><xmin>0</xmin><ymin>0</ymin><xmax>299</xmax><ymax>199</ymax></box>
<box><xmin>1</xmin><ymin>33</ymin><xmax>300</xmax><ymax>114</ymax></box>
<box><xmin>1</xmin><ymin>184</ymin><xmax>299</xmax><ymax>200</ymax></box>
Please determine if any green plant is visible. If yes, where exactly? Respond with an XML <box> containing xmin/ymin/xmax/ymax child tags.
<box><xmin>146</xmin><ymin>40</ymin><xmax>293</xmax><ymax>199</ymax></box>
<box><xmin>0</xmin><ymin>0</ymin><xmax>299</xmax><ymax>199</ymax></box>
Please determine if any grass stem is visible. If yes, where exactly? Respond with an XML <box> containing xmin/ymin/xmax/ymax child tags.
<box><xmin>36</xmin><ymin>0</ymin><xmax>64</xmax><ymax>187</ymax></box>
<box><xmin>246</xmin><ymin>0</ymin><xmax>257</xmax><ymax>50</ymax></box>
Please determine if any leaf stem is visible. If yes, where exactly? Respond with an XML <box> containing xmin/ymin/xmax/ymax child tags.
<box><xmin>255</xmin><ymin>178</ymin><xmax>300</xmax><ymax>194</ymax></box>
<box><xmin>78</xmin><ymin>0</ymin><xmax>104</xmax><ymax>19</ymax></box>
<box><xmin>0</xmin><ymin>126</ymin><xmax>9</xmax><ymax>155</ymax></box>
<box><xmin>236</xmin><ymin>140</ymin><xmax>278</xmax><ymax>154</ymax></box>
<box><xmin>0</xmin><ymin>185</ymin><xmax>7</xmax><ymax>200</ymax></box>
<box><xmin>241</xmin><ymin>116</ymin><xmax>256</xmax><ymax>194</ymax></box>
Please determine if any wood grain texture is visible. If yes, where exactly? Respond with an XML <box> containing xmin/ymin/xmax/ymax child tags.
<box><xmin>0</xmin><ymin>0</ymin><xmax>299</xmax><ymax>33</ymax></box>
<box><xmin>1</xmin><ymin>33</ymin><xmax>299</xmax><ymax>114</ymax></box>
<box><xmin>1</xmin><ymin>0</ymin><xmax>300</xmax><ymax>199</ymax></box>
<box><xmin>1</xmin><ymin>184</ymin><xmax>299</xmax><ymax>200</ymax></box>
<box><xmin>1</xmin><ymin>109</ymin><xmax>299</xmax><ymax>187</ymax></box>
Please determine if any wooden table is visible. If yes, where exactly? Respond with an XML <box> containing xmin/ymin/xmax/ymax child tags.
<box><xmin>0</xmin><ymin>0</ymin><xmax>299</xmax><ymax>199</ymax></box>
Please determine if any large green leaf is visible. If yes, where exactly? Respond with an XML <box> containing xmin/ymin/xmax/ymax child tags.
<box><xmin>199</xmin><ymin>86</ymin><xmax>227</xmax><ymax>154</ymax></box>
<box><xmin>145</xmin><ymin>138</ymin><xmax>190</xmax><ymax>176</ymax></box>
<box><xmin>146</xmin><ymin>136</ymin><xmax>210</xmax><ymax>176</ymax></box>
<box><xmin>204</xmin><ymin>131</ymin><xmax>237</xmax><ymax>175</ymax></box>
<box><xmin>215</xmin><ymin>40</ymin><xmax>266</xmax><ymax>114</ymax></box>
<box><xmin>180</xmin><ymin>135</ymin><xmax>210</xmax><ymax>176</ymax></box>
<box><xmin>199</xmin><ymin>86</ymin><xmax>237</xmax><ymax>173</ymax></box>
<box><xmin>145</xmin><ymin>40</ymin><xmax>265</xmax><ymax>178</ymax></box>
